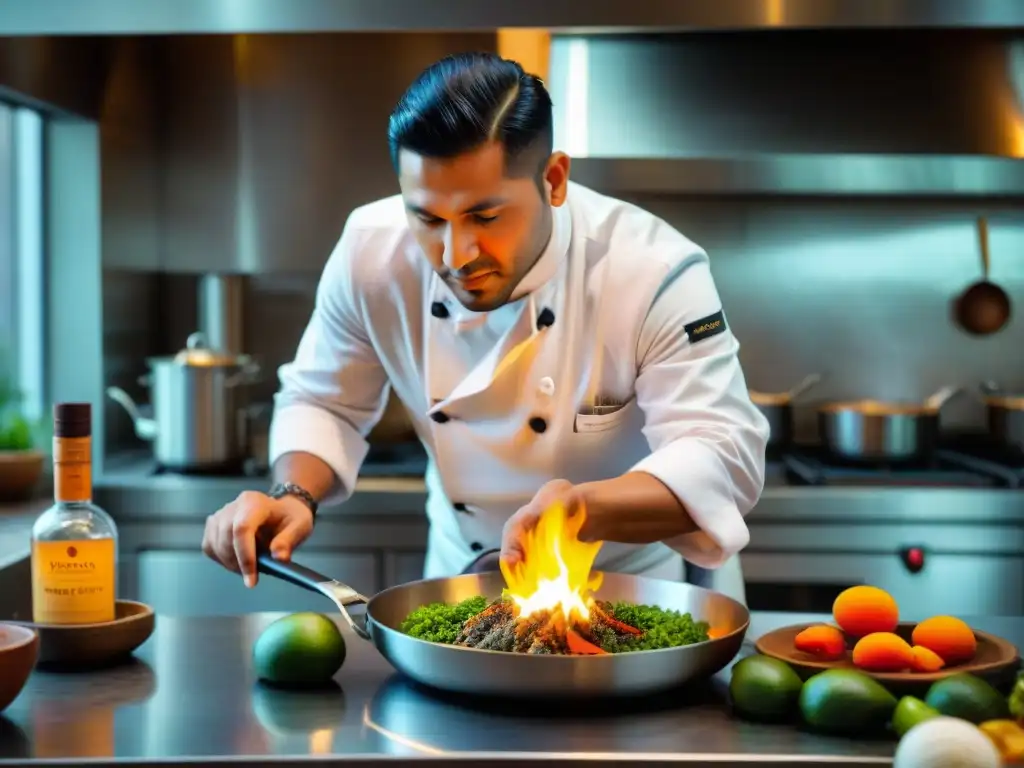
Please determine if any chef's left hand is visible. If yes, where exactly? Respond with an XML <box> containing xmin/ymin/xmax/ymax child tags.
<box><xmin>500</xmin><ymin>479</ymin><xmax>587</xmax><ymax>569</ymax></box>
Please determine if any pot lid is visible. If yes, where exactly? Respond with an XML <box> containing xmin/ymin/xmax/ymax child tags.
<box><xmin>172</xmin><ymin>332</ymin><xmax>246</xmax><ymax>367</ymax></box>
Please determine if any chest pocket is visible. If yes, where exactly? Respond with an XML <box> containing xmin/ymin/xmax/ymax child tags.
<box><xmin>574</xmin><ymin>397</ymin><xmax>640</xmax><ymax>434</ymax></box>
<box><xmin>558</xmin><ymin>397</ymin><xmax>648</xmax><ymax>482</ymax></box>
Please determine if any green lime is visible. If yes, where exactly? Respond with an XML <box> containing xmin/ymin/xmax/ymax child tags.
<box><xmin>252</xmin><ymin>612</ymin><xmax>346</xmax><ymax>687</ymax></box>
<box><xmin>729</xmin><ymin>655</ymin><xmax>803</xmax><ymax>722</ymax></box>
<box><xmin>892</xmin><ymin>695</ymin><xmax>940</xmax><ymax>737</ymax></box>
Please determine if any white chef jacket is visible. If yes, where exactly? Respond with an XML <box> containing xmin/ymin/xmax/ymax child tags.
<box><xmin>268</xmin><ymin>182</ymin><xmax>769</xmax><ymax>603</ymax></box>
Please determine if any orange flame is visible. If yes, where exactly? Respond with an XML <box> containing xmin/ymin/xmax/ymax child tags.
<box><xmin>499</xmin><ymin>501</ymin><xmax>604</xmax><ymax>622</ymax></box>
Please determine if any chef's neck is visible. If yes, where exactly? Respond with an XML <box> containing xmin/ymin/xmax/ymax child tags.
<box><xmin>508</xmin><ymin>200</ymin><xmax>571</xmax><ymax>303</ymax></box>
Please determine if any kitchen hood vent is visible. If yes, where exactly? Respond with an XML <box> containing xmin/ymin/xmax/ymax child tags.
<box><xmin>160</xmin><ymin>33</ymin><xmax>497</xmax><ymax>274</ymax></box>
<box><xmin>549</xmin><ymin>31</ymin><xmax>1024</xmax><ymax>196</ymax></box>
<box><xmin>4</xmin><ymin>0</ymin><xmax>1024</xmax><ymax>36</ymax></box>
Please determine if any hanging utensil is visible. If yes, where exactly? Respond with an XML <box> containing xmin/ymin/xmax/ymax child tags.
<box><xmin>955</xmin><ymin>217</ymin><xmax>1011</xmax><ymax>336</ymax></box>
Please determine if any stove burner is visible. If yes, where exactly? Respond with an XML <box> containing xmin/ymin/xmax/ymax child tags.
<box><xmin>936</xmin><ymin>432</ymin><xmax>1024</xmax><ymax>489</ymax></box>
<box><xmin>782</xmin><ymin>448</ymin><xmax>999</xmax><ymax>488</ymax></box>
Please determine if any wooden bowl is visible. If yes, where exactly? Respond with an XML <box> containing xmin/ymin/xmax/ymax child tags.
<box><xmin>756</xmin><ymin>622</ymin><xmax>1021</xmax><ymax>694</ymax></box>
<box><xmin>0</xmin><ymin>450</ymin><xmax>44</xmax><ymax>502</ymax></box>
<box><xmin>10</xmin><ymin>600</ymin><xmax>154</xmax><ymax>670</ymax></box>
<box><xmin>0</xmin><ymin>624</ymin><xmax>38</xmax><ymax>711</ymax></box>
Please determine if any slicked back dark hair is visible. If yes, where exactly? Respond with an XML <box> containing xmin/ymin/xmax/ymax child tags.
<box><xmin>388</xmin><ymin>52</ymin><xmax>554</xmax><ymax>183</ymax></box>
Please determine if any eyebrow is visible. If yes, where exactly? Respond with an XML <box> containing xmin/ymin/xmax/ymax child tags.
<box><xmin>407</xmin><ymin>197</ymin><xmax>508</xmax><ymax>218</ymax></box>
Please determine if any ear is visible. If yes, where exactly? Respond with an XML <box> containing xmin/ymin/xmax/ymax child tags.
<box><xmin>542</xmin><ymin>152</ymin><xmax>571</xmax><ymax>206</ymax></box>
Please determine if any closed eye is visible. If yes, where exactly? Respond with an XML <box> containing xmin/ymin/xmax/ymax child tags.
<box><xmin>473</xmin><ymin>213</ymin><xmax>499</xmax><ymax>224</ymax></box>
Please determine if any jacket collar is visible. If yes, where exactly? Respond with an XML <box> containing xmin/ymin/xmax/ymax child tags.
<box><xmin>508</xmin><ymin>200</ymin><xmax>572</xmax><ymax>302</ymax></box>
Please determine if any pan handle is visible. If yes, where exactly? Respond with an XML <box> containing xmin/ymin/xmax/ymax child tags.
<box><xmin>924</xmin><ymin>385</ymin><xmax>963</xmax><ymax>411</ymax></box>
<box><xmin>256</xmin><ymin>553</ymin><xmax>371</xmax><ymax>641</ymax></box>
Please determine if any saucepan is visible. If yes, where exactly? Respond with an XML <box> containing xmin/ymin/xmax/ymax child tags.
<box><xmin>749</xmin><ymin>373</ymin><xmax>822</xmax><ymax>450</ymax></box>
<box><xmin>980</xmin><ymin>381</ymin><xmax>1024</xmax><ymax>454</ymax></box>
<box><xmin>256</xmin><ymin>554</ymin><xmax>749</xmax><ymax>699</ymax></box>
<box><xmin>817</xmin><ymin>385</ymin><xmax>963</xmax><ymax>463</ymax></box>
<box><xmin>106</xmin><ymin>332</ymin><xmax>261</xmax><ymax>471</ymax></box>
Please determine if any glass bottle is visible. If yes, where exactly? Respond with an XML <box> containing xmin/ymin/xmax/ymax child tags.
<box><xmin>31</xmin><ymin>402</ymin><xmax>118</xmax><ymax>624</ymax></box>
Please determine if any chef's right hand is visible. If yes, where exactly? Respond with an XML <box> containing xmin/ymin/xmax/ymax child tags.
<box><xmin>202</xmin><ymin>491</ymin><xmax>314</xmax><ymax>588</ymax></box>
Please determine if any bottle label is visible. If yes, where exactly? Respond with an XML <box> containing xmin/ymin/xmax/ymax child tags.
<box><xmin>32</xmin><ymin>538</ymin><xmax>116</xmax><ymax>624</ymax></box>
<box><xmin>53</xmin><ymin>436</ymin><xmax>92</xmax><ymax>503</ymax></box>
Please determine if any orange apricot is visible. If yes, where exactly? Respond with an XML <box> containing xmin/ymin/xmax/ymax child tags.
<box><xmin>910</xmin><ymin>644</ymin><xmax>946</xmax><ymax>673</ymax></box>
<box><xmin>852</xmin><ymin>632</ymin><xmax>914</xmax><ymax>672</ymax></box>
<box><xmin>833</xmin><ymin>585</ymin><xmax>899</xmax><ymax>637</ymax></box>
<box><xmin>911</xmin><ymin>615</ymin><xmax>978</xmax><ymax>664</ymax></box>
<box><xmin>794</xmin><ymin>625</ymin><xmax>847</xmax><ymax>660</ymax></box>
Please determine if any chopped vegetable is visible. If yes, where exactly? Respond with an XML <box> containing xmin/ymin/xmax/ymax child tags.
<box><xmin>592</xmin><ymin>602</ymin><xmax>711</xmax><ymax>653</ymax></box>
<box><xmin>398</xmin><ymin>596</ymin><xmax>489</xmax><ymax>644</ymax></box>
<box><xmin>399</xmin><ymin>596</ymin><xmax>711</xmax><ymax>654</ymax></box>
<box><xmin>566</xmin><ymin>628</ymin><xmax>607</xmax><ymax>655</ymax></box>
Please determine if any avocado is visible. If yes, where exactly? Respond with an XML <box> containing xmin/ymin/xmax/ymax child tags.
<box><xmin>729</xmin><ymin>655</ymin><xmax>804</xmax><ymax>722</ymax></box>
<box><xmin>252</xmin><ymin>612</ymin><xmax>346</xmax><ymax>687</ymax></box>
<box><xmin>924</xmin><ymin>673</ymin><xmax>1010</xmax><ymax>724</ymax></box>
<box><xmin>799</xmin><ymin>669</ymin><xmax>898</xmax><ymax>735</ymax></box>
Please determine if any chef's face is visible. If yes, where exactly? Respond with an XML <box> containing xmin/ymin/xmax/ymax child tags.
<box><xmin>398</xmin><ymin>141</ymin><xmax>570</xmax><ymax>312</ymax></box>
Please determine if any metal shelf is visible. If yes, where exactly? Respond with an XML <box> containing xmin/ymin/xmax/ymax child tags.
<box><xmin>568</xmin><ymin>155</ymin><xmax>1024</xmax><ymax>198</ymax></box>
<box><xmin>3</xmin><ymin>0</ymin><xmax>1024</xmax><ymax>36</ymax></box>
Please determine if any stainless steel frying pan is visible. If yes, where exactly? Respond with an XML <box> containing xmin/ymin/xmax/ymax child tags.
<box><xmin>256</xmin><ymin>554</ymin><xmax>750</xmax><ymax>699</ymax></box>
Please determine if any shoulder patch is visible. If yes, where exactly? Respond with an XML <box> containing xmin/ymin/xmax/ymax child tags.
<box><xmin>684</xmin><ymin>310</ymin><xmax>727</xmax><ymax>343</ymax></box>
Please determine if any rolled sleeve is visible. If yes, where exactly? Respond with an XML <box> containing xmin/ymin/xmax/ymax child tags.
<box><xmin>631</xmin><ymin>251</ymin><xmax>769</xmax><ymax>568</ymax></box>
<box><xmin>268</xmin><ymin>220</ymin><xmax>390</xmax><ymax>506</ymax></box>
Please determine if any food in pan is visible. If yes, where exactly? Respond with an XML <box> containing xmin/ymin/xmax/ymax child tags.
<box><xmin>399</xmin><ymin>503</ymin><xmax>711</xmax><ymax>654</ymax></box>
<box><xmin>790</xmin><ymin>585</ymin><xmax>980</xmax><ymax>672</ymax></box>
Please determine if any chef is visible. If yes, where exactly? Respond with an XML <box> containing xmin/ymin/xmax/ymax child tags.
<box><xmin>201</xmin><ymin>52</ymin><xmax>769</xmax><ymax>604</ymax></box>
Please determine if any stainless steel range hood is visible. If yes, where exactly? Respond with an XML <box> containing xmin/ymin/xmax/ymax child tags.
<box><xmin>160</xmin><ymin>33</ymin><xmax>496</xmax><ymax>274</ymax></box>
<box><xmin>551</xmin><ymin>31</ymin><xmax>1024</xmax><ymax>197</ymax></box>
<box><xmin>3</xmin><ymin>0</ymin><xmax>1024</xmax><ymax>36</ymax></box>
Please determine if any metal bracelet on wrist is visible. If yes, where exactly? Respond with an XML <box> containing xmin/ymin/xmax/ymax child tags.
<box><xmin>267</xmin><ymin>482</ymin><xmax>319</xmax><ymax>518</ymax></box>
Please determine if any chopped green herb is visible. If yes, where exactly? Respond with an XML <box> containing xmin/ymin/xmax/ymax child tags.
<box><xmin>398</xmin><ymin>594</ymin><xmax>710</xmax><ymax>654</ymax></box>
<box><xmin>597</xmin><ymin>601</ymin><xmax>710</xmax><ymax>652</ymax></box>
<box><xmin>398</xmin><ymin>596</ymin><xmax>489</xmax><ymax>644</ymax></box>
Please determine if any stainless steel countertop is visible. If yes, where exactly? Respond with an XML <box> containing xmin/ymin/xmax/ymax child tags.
<box><xmin>8</xmin><ymin>610</ymin><xmax>1020</xmax><ymax>767</ymax></box>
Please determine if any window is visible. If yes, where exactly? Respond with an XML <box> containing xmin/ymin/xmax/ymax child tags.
<box><xmin>0</xmin><ymin>102</ymin><xmax>45</xmax><ymax>438</ymax></box>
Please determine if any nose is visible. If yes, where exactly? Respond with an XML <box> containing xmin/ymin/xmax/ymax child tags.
<box><xmin>442</xmin><ymin>223</ymin><xmax>479</xmax><ymax>272</ymax></box>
